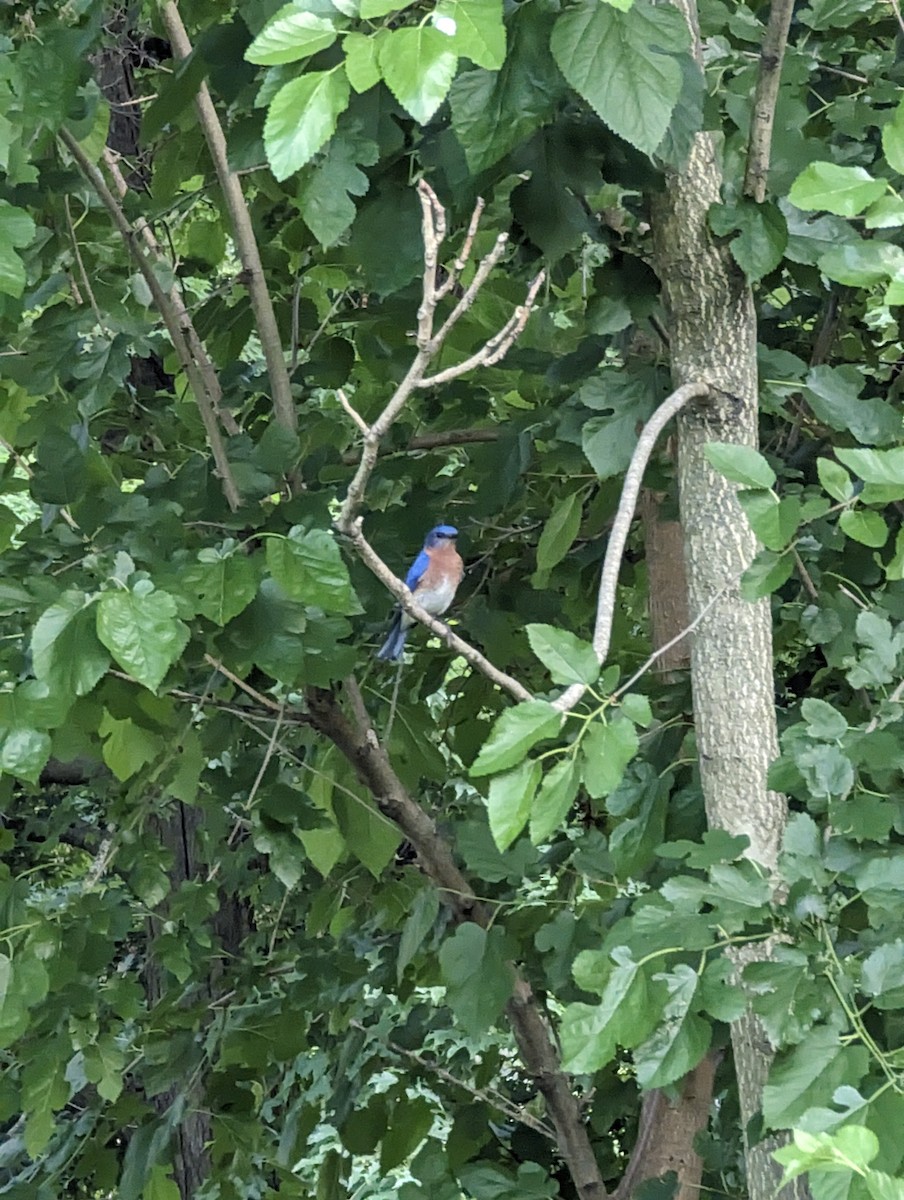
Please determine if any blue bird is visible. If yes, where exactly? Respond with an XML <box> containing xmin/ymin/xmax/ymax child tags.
<box><xmin>376</xmin><ymin>524</ymin><xmax>464</xmax><ymax>661</ymax></box>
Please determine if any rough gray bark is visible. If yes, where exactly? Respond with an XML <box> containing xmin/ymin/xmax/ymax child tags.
<box><xmin>651</xmin><ymin>129</ymin><xmax>800</xmax><ymax>1200</ymax></box>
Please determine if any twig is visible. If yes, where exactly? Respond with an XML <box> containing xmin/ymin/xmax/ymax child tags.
<box><xmin>743</xmin><ymin>0</ymin><xmax>796</xmax><ymax>202</ymax></box>
<box><xmin>340</xmin><ymin>428</ymin><xmax>500</xmax><ymax>464</ymax></box>
<box><xmin>791</xmin><ymin>546</ymin><xmax>819</xmax><ymax>602</ymax></box>
<box><xmin>890</xmin><ymin>0</ymin><xmax>904</xmax><ymax>35</ymax></box>
<box><xmin>59</xmin><ymin>128</ymin><xmax>242</xmax><ymax>511</ymax></box>
<box><xmin>203</xmin><ymin>653</ymin><xmax>281</xmax><ymax>710</ymax></box>
<box><xmin>613</xmin><ymin>585</ymin><xmax>728</xmax><ymax>699</ymax></box>
<box><xmin>159</xmin><ymin>2</ymin><xmax>297</xmax><ymax>435</ymax></box>
<box><xmin>337</xmin><ymin>388</ymin><xmax>369</xmax><ymax>435</ymax></box>
<box><xmin>63</xmin><ymin>195</ymin><xmax>104</xmax><ymax>326</ymax></box>
<box><xmin>349</xmin><ymin>1018</ymin><xmax>556</xmax><ymax>1139</ymax></box>
<box><xmin>553</xmin><ymin>382</ymin><xmax>714</xmax><ymax>714</ymax></box>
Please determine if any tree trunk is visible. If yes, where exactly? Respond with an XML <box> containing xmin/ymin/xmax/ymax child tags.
<box><xmin>650</xmin><ymin>92</ymin><xmax>800</xmax><ymax>1200</ymax></box>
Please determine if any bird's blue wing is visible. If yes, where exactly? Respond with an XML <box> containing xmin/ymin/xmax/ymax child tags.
<box><xmin>405</xmin><ymin>549</ymin><xmax>430</xmax><ymax>590</ymax></box>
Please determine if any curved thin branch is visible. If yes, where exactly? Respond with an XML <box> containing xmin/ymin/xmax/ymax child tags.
<box><xmin>553</xmin><ymin>382</ymin><xmax>714</xmax><ymax>713</ymax></box>
<box><xmin>340</xmin><ymin>428</ymin><xmax>501</xmax><ymax>465</ymax></box>
<box><xmin>743</xmin><ymin>0</ymin><xmax>795</xmax><ymax>202</ymax></box>
<box><xmin>159</xmin><ymin>2</ymin><xmax>297</xmax><ymax>434</ymax></box>
<box><xmin>59</xmin><ymin>128</ymin><xmax>242</xmax><ymax>512</ymax></box>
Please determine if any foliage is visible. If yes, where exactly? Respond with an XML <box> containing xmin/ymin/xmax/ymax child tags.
<box><xmin>0</xmin><ymin>0</ymin><xmax>904</xmax><ymax>1198</ymax></box>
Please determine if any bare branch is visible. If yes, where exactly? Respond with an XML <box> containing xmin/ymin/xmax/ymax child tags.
<box><xmin>63</xmin><ymin>195</ymin><xmax>104</xmax><ymax>326</ymax></box>
<box><xmin>743</xmin><ymin>0</ymin><xmax>796</xmax><ymax>202</ymax></box>
<box><xmin>553</xmin><ymin>382</ymin><xmax>714</xmax><ymax>714</ymax></box>
<box><xmin>337</xmin><ymin>388</ymin><xmax>369</xmax><ymax>435</ymax></box>
<box><xmin>159</xmin><ymin>2</ymin><xmax>297</xmax><ymax>435</ymax></box>
<box><xmin>340</xmin><ymin>428</ymin><xmax>500</xmax><ymax>464</ymax></box>
<box><xmin>102</xmin><ymin>148</ymin><xmax>241</xmax><ymax>438</ymax></box>
<box><xmin>59</xmin><ymin>128</ymin><xmax>242</xmax><ymax>512</ymax></box>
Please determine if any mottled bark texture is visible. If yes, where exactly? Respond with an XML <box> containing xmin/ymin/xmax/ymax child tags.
<box><xmin>640</xmin><ymin>485</ymin><xmax>691</xmax><ymax>676</ymax></box>
<box><xmin>652</xmin><ymin>132</ymin><xmax>798</xmax><ymax>1200</ymax></box>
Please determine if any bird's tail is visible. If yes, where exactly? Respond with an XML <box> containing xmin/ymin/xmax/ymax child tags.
<box><xmin>376</xmin><ymin>612</ymin><xmax>408</xmax><ymax>661</ymax></box>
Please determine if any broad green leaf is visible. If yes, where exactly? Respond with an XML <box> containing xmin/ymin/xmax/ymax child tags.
<box><xmin>96</xmin><ymin>586</ymin><xmax>190</xmax><ymax>692</ymax></box>
<box><xmin>22</xmin><ymin>1045</ymin><xmax>68</xmax><ymax>1159</ymax></box>
<box><xmin>487</xmin><ymin>759</ymin><xmax>540</xmax><ymax>850</ymax></box>
<box><xmin>866</xmin><ymin>1171</ymin><xmax>904</xmax><ymax>1200</ymax></box>
<box><xmin>836</xmin><ymin>447</ymin><xmax>904</xmax><ymax>485</ymax></box>
<box><xmin>887</xmin><ymin>528</ymin><xmax>904</xmax><ymax>581</ymax></box>
<box><xmin>704</xmin><ymin>442</ymin><xmax>775</xmax><ymax>488</ymax></box>
<box><xmin>740</xmin><ymin>549</ymin><xmax>794</xmax><ymax>600</ymax></box>
<box><xmin>581</xmin><ymin>719</ymin><xmax>639</xmax><ymax>799</ymax></box>
<box><xmin>435</xmin><ymin>0</ymin><xmax>505</xmax><ymax>69</ymax></box>
<box><xmin>298</xmin><ymin>130</ymin><xmax>375</xmax><ymax>246</ymax></box>
<box><xmin>0</xmin><ymin>727</ymin><xmax>51</xmax><ymax>784</ymax></box>
<box><xmin>839</xmin><ymin>509</ymin><xmax>888</xmax><ymax>548</ymax></box>
<box><xmin>536</xmin><ymin>492</ymin><xmax>582</xmax><ymax>573</ymax></box>
<box><xmin>380</xmin><ymin>1096</ymin><xmax>434</xmax><ymax>1174</ymax></box>
<box><xmin>865</xmin><ymin>193</ymin><xmax>904</xmax><ymax>229</ymax></box>
<box><xmin>525</xmin><ymin>624</ymin><xmax>599</xmax><ymax>685</ymax></box>
<box><xmin>99</xmin><ymin>712</ymin><xmax>163</xmax><ymax>781</ymax></box>
<box><xmin>788</xmin><ymin>163</ymin><xmax>886</xmax><ymax>217</ymax></box>
<box><xmin>183</xmin><ymin>553</ymin><xmax>259</xmax><ymax>625</ymax></box>
<box><xmin>561</xmin><ymin>953</ymin><xmax>661</xmax><ymax>1073</ymax></box>
<box><xmin>245</xmin><ymin>9</ymin><xmax>337</xmax><ymax>65</ymax></box>
<box><xmin>634</xmin><ymin>964</ymin><xmax>711</xmax><ymax>1089</ymax></box>
<box><xmin>817</xmin><ymin>457</ymin><xmax>854</xmax><ymax>502</ymax></box>
<box><xmin>737</xmin><ymin>490</ymin><xmax>800</xmax><ymax>551</ymax></box>
<box><xmin>378</xmin><ymin>27</ymin><xmax>458</xmax><ymax>124</ymax></box>
<box><xmin>397</xmin><ymin>888</ymin><xmax>440</xmax><ymax>982</ymax></box>
<box><xmin>438</xmin><ymin>923</ymin><xmax>513</xmax><ymax>1035</ymax></box>
<box><xmin>343</xmin><ymin>32</ymin><xmax>382</xmax><ymax>92</ymax></box>
<box><xmin>762</xmin><ymin>1027</ymin><xmax>868</xmax><ymax>1129</ymax></box>
<box><xmin>264</xmin><ymin>69</ymin><xmax>351</xmax><ymax>181</ymax></box>
<box><xmin>359</xmin><ymin>0</ymin><xmax>417</xmax><ymax>17</ymax></box>
<box><xmin>883</xmin><ymin>96</ymin><xmax>904</xmax><ymax>174</ymax></box>
<box><xmin>265</xmin><ymin>527</ymin><xmax>360</xmax><ymax>614</ymax></box>
<box><xmin>801</xmin><ymin>698</ymin><xmax>848</xmax><ymax>741</ymax></box>
<box><xmin>805</xmin><ymin>365</ymin><xmax>899</xmax><ymax>446</ymax></box>
<box><xmin>470</xmin><ymin>701</ymin><xmax>563</xmax><ymax>776</ymax></box>
<box><xmin>709</xmin><ymin>200</ymin><xmax>787</xmax><ymax>282</ymax></box>
<box><xmin>0</xmin><ymin>200</ymin><xmax>36</xmax><ymax>298</ymax></box>
<box><xmin>819</xmin><ymin>241</ymin><xmax>904</xmax><ymax>287</ymax></box>
<box><xmin>31</xmin><ymin>591</ymin><xmax>109</xmax><ymax>696</ymax></box>
<box><xmin>551</xmin><ymin>0</ymin><xmax>687</xmax><ymax>156</ymax></box>
<box><xmin>530</xmin><ymin>755</ymin><xmax>580</xmax><ymax>844</ymax></box>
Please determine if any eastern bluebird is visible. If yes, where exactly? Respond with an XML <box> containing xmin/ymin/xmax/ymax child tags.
<box><xmin>376</xmin><ymin>524</ymin><xmax>464</xmax><ymax>661</ymax></box>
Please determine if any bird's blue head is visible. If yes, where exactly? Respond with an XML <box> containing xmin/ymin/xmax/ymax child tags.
<box><xmin>424</xmin><ymin>524</ymin><xmax>458</xmax><ymax>548</ymax></box>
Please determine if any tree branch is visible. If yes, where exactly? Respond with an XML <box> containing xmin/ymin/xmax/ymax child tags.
<box><xmin>553</xmin><ymin>382</ymin><xmax>714</xmax><ymax>713</ymax></box>
<box><xmin>58</xmin><ymin>128</ymin><xmax>242</xmax><ymax>512</ymax></box>
<box><xmin>102</xmin><ymin>148</ymin><xmax>241</xmax><ymax>438</ymax></box>
<box><xmin>743</xmin><ymin>0</ymin><xmax>795</xmax><ymax>202</ymax></box>
<box><xmin>305</xmin><ymin>678</ymin><xmax>607</xmax><ymax>1200</ymax></box>
<box><xmin>340</xmin><ymin>428</ymin><xmax>501</xmax><ymax>464</ymax></box>
<box><xmin>159</xmin><ymin>2</ymin><xmax>297</xmax><ymax>435</ymax></box>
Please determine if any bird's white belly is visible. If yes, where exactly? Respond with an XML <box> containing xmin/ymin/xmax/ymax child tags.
<box><xmin>417</xmin><ymin>578</ymin><xmax>457</xmax><ymax>616</ymax></box>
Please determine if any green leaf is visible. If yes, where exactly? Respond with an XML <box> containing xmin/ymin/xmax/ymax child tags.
<box><xmin>31</xmin><ymin>591</ymin><xmax>109</xmax><ymax>696</ymax></box>
<box><xmin>264</xmin><ymin>69</ymin><xmax>351</xmax><ymax>181</ymax></box>
<box><xmin>0</xmin><ymin>727</ymin><xmax>51</xmax><ymax>784</ymax></box>
<box><xmin>817</xmin><ymin>457</ymin><xmax>854</xmax><ymax>502</ymax></box>
<box><xmin>530</xmin><ymin>755</ymin><xmax>580</xmax><ymax>844</ymax></box>
<box><xmin>435</xmin><ymin>0</ymin><xmax>505</xmax><ymax>69</ymax></box>
<box><xmin>99</xmin><ymin>712</ymin><xmax>163</xmax><ymax>781</ymax></box>
<box><xmin>535</xmin><ymin>492</ymin><xmax>582</xmax><ymax>573</ymax></box>
<box><xmin>551</xmin><ymin>0</ymin><xmax>688</xmax><ymax>156</ymax></box>
<box><xmin>709</xmin><ymin>200</ymin><xmax>787</xmax><ymax>282</ymax></box>
<box><xmin>359</xmin><ymin>0</ymin><xmax>417</xmax><ymax>17</ymax></box>
<box><xmin>561</xmin><ymin>953</ymin><xmax>662</xmax><ymax>1073</ymax></box>
<box><xmin>487</xmin><ymin>759</ymin><xmax>540</xmax><ymax>851</ymax></box>
<box><xmin>865</xmin><ymin>193</ymin><xmax>904</xmax><ymax>229</ymax></box>
<box><xmin>801</xmin><ymin>697</ymin><xmax>848</xmax><ymax>741</ymax></box>
<box><xmin>265</xmin><ymin>527</ymin><xmax>360</xmax><ymax>614</ymax></box>
<box><xmin>438</xmin><ymin>923</ymin><xmax>513</xmax><ymax>1035</ymax></box>
<box><xmin>740</xmin><ymin>550</ymin><xmax>794</xmax><ymax>600</ymax></box>
<box><xmin>634</xmin><ymin>965</ymin><xmax>711</xmax><ymax>1089</ymax></box>
<box><xmin>0</xmin><ymin>200</ymin><xmax>36</xmax><ymax>298</ymax></box>
<box><xmin>788</xmin><ymin>163</ymin><xmax>887</xmax><ymax>217</ymax></box>
<box><xmin>470</xmin><ymin>701</ymin><xmax>563</xmax><ymax>777</ymax></box>
<box><xmin>183</xmin><ymin>553</ymin><xmax>259</xmax><ymax>625</ymax></box>
<box><xmin>378</xmin><ymin>27</ymin><xmax>458</xmax><ymax>124</ymax></box>
<box><xmin>836</xmin><ymin>447</ymin><xmax>904</xmax><ymax>486</ymax></box>
<box><xmin>343</xmin><ymin>32</ymin><xmax>382</xmax><ymax>93</ymax></box>
<box><xmin>839</xmin><ymin>509</ymin><xmax>888</xmax><ymax>548</ymax></box>
<box><xmin>525</xmin><ymin>624</ymin><xmax>599</xmax><ymax>686</ymax></box>
<box><xmin>22</xmin><ymin>1045</ymin><xmax>68</xmax><ymax>1159</ymax></box>
<box><xmin>762</xmin><ymin>1027</ymin><xmax>868</xmax><ymax>1129</ymax></box>
<box><xmin>819</xmin><ymin>241</ymin><xmax>904</xmax><ymax>287</ymax></box>
<box><xmin>737</xmin><ymin>490</ymin><xmax>800</xmax><ymax>551</ymax></box>
<box><xmin>883</xmin><ymin>96</ymin><xmax>904</xmax><ymax>173</ymax></box>
<box><xmin>887</xmin><ymin>528</ymin><xmax>904</xmax><ymax>581</ymax></box>
<box><xmin>805</xmin><ymin>365</ymin><xmax>899</xmax><ymax>447</ymax></box>
<box><xmin>380</xmin><ymin>1096</ymin><xmax>434</xmax><ymax>1174</ymax></box>
<box><xmin>96</xmin><ymin>586</ymin><xmax>190</xmax><ymax>692</ymax></box>
<box><xmin>581</xmin><ymin>719</ymin><xmax>639</xmax><ymax>799</ymax></box>
<box><xmin>704</xmin><ymin>442</ymin><xmax>775</xmax><ymax>488</ymax></box>
<box><xmin>245</xmin><ymin>8</ymin><xmax>338</xmax><ymax>65</ymax></box>
<box><xmin>298</xmin><ymin>129</ymin><xmax>375</xmax><ymax>246</ymax></box>
<box><xmin>397</xmin><ymin>888</ymin><xmax>439</xmax><ymax>982</ymax></box>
